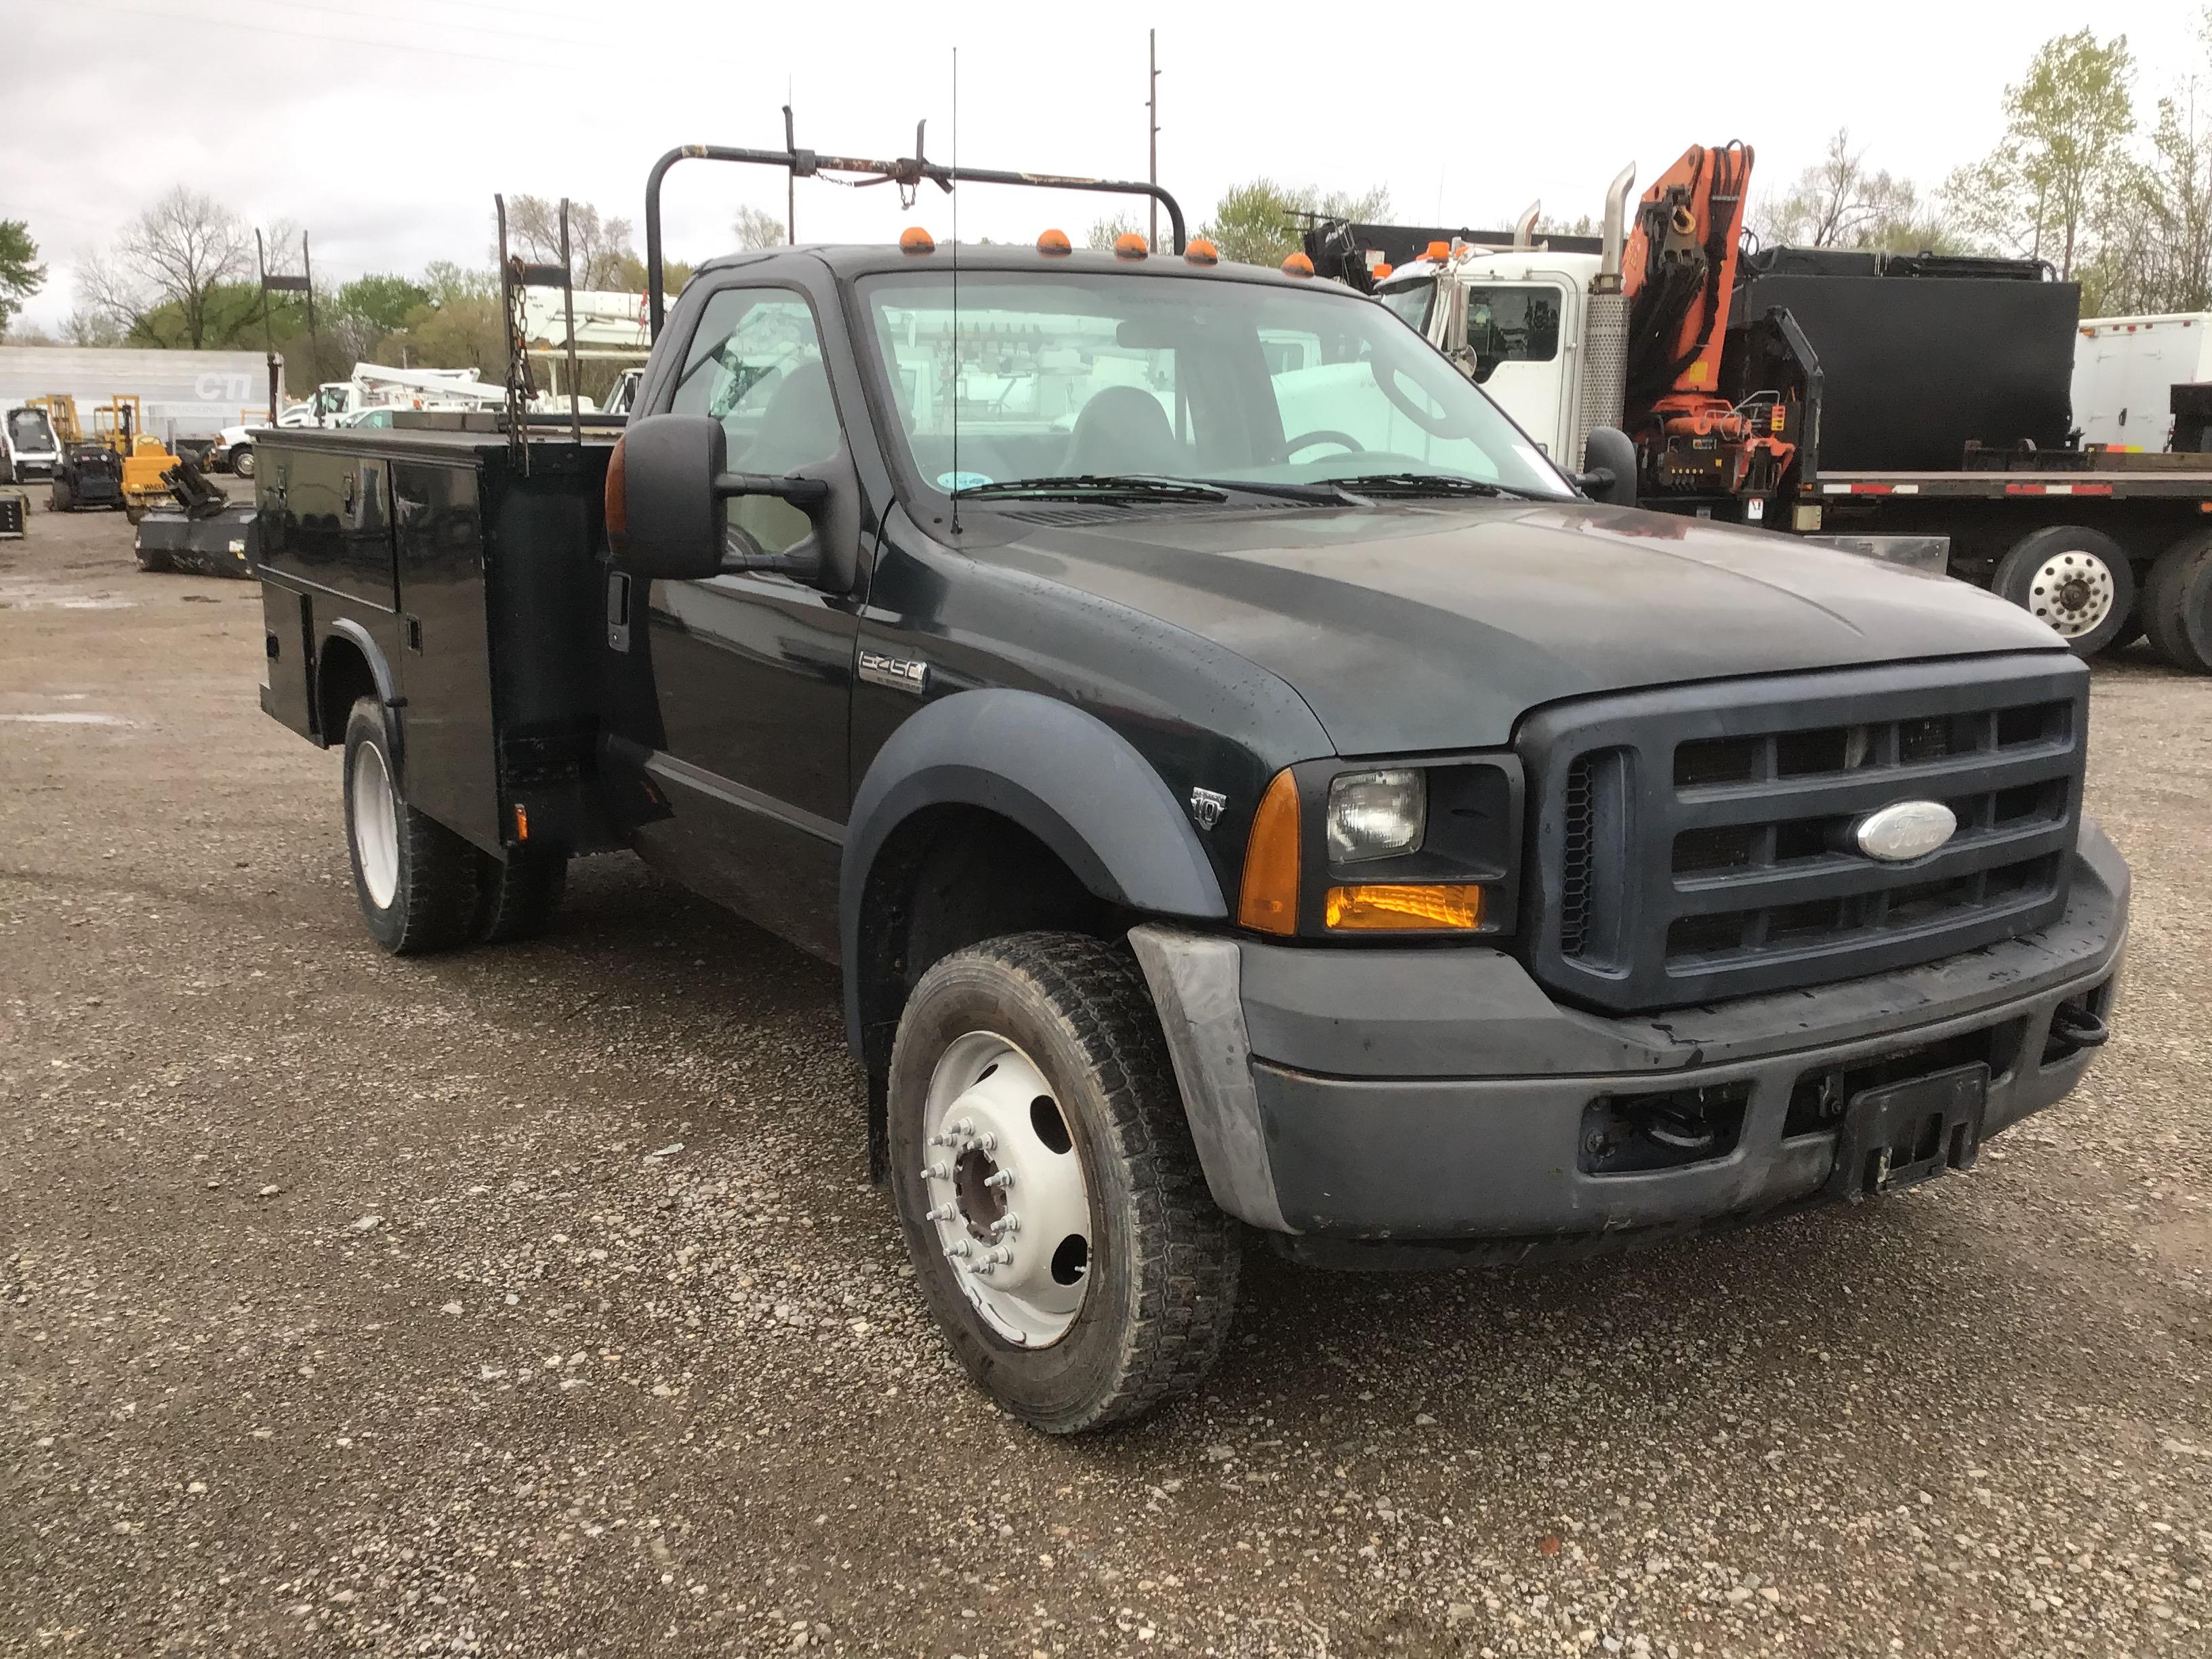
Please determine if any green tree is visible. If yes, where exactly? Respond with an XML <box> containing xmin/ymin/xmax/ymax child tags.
<box><xmin>1201</xmin><ymin>180</ymin><xmax>1391</xmax><ymax>268</ymax></box>
<box><xmin>1942</xmin><ymin>30</ymin><xmax>2136</xmax><ymax>277</ymax></box>
<box><xmin>1086</xmin><ymin>213</ymin><xmax>1140</xmax><ymax>251</ymax></box>
<box><xmin>0</xmin><ymin>219</ymin><xmax>46</xmax><ymax>334</ymax></box>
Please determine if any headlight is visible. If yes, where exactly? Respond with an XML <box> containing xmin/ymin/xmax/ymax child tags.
<box><xmin>1326</xmin><ymin>769</ymin><xmax>1426</xmax><ymax>864</ymax></box>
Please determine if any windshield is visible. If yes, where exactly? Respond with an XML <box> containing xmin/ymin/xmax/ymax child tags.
<box><xmin>859</xmin><ymin>270</ymin><xmax>1570</xmax><ymax>502</ymax></box>
<box><xmin>7</xmin><ymin>408</ymin><xmax>56</xmax><ymax>452</ymax></box>
<box><xmin>1376</xmin><ymin>276</ymin><xmax>1434</xmax><ymax>333</ymax></box>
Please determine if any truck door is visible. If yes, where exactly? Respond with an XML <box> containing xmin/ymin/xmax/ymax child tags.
<box><xmin>1456</xmin><ymin>282</ymin><xmax>1574</xmax><ymax>460</ymax></box>
<box><xmin>633</xmin><ymin>285</ymin><xmax>858</xmax><ymax>956</ymax></box>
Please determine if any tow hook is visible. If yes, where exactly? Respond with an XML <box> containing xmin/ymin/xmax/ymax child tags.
<box><xmin>2044</xmin><ymin>998</ymin><xmax>2111</xmax><ymax>1063</ymax></box>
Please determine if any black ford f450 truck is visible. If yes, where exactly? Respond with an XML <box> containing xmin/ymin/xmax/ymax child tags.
<box><xmin>247</xmin><ymin>144</ymin><xmax>2127</xmax><ymax>1433</ymax></box>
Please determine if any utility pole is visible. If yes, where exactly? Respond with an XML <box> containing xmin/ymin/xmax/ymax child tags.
<box><xmin>1147</xmin><ymin>30</ymin><xmax>1160</xmax><ymax>251</ymax></box>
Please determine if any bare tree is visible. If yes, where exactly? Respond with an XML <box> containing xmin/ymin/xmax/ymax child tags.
<box><xmin>1086</xmin><ymin>213</ymin><xmax>1140</xmax><ymax>250</ymax></box>
<box><xmin>1758</xmin><ymin>129</ymin><xmax>1937</xmax><ymax>250</ymax></box>
<box><xmin>505</xmin><ymin>197</ymin><xmax>636</xmax><ymax>290</ymax></box>
<box><xmin>733</xmin><ymin>205</ymin><xmax>785</xmax><ymax>249</ymax></box>
<box><xmin>79</xmin><ymin>187</ymin><xmax>253</xmax><ymax>348</ymax></box>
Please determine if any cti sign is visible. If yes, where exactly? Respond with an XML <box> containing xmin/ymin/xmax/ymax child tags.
<box><xmin>193</xmin><ymin>373</ymin><xmax>257</xmax><ymax>402</ymax></box>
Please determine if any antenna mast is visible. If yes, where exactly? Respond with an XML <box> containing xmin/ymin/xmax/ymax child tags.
<box><xmin>1148</xmin><ymin>30</ymin><xmax>1160</xmax><ymax>251</ymax></box>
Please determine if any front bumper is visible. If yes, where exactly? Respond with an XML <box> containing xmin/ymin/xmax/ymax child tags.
<box><xmin>1131</xmin><ymin>817</ymin><xmax>2128</xmax><ymax>1251</ymax></box>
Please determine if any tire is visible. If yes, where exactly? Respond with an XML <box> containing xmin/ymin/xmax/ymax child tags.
<box><xmin>888</xmin><ymin>933</ymin><xmax>1240</xmax><ymax>1434</ymax></box>
<box><xmin>51</xmin><ymin>476</ymin><xmax>73</xmax><ymax>512</ymax></box>
<box><xmin>232</xmin><ymin>446</ymin><xmax>255</xmax><ymax>480</ymax></box>
<box><xmin>472</xmin><ymin>845</ymin><xmax>568</xmax><ymax>944</ymax></box>
<box><xmin>2143</xmin><ymin>531</ymin><xmax>2212</xmax><ymax>674</ymax></box>
<box><xmin>1992</xmin><ymin>525</ymin><xmax>2135</xmax><ymax>658</ymax></box>
<box><xmin>341</xmin><ymin>697</ymin><xmax>479</xmax><ymax>954</ymax></box>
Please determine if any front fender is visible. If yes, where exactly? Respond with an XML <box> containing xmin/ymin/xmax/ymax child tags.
<box><xmin>840</xmin><ymin>688</ymin><xmax>1229</xmax><ymax>1056</ymax></box>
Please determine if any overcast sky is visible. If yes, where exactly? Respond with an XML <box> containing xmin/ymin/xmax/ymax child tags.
<box><xmin>7</xmin><ymin>0</ymin><xmax>2203</xmax><ymax>331</ymax></box>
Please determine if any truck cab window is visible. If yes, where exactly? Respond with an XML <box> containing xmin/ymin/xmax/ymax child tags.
<box><xmin>1460</xmin><ymin>287</ymin><xmax>1561</xmax><ymax>382</ymax></box>
<box><xmin>672</xmin><ymin>289</ymin><xmax>840</xmax><ymax>558</ymax></box>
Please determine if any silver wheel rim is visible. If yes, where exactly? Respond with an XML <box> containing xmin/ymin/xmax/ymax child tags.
<box><xmin>2026</xmin><ymin>550</ymin><xmax>2115</xmax><ymax>638</ymax></box>
<box><xmin>918</xmin><ymin>1031</ymin><xmax>1091</xmax><ymax>1348</ymax></box>
<box><xmin>350</xmin><ymin>741</ymin><xmax>401</xmax><ymax>910</ymax></box>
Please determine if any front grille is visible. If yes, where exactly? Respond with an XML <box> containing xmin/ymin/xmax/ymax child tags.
<box><xmin>1522</xmin><ymin>654</ymin><xmax>2088</xmax><ymax>1012</ymax></box>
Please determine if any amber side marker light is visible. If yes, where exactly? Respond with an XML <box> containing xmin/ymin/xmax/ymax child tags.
<box><xmin>900</xmin><ymin>226</ymin><xmax>936</xmax><ymax>255</ymax></box>
<box><xmin>1037</xmin><ymin>228</ymin><xmax>1072</xmax><ymax>257</ymax></box>
<box><xmin>1281</xmin><ymin>251</ymin><xmax>1314</xmax><ymax>277</ymax></box>
<box><xmin>1372</xmin><ymin>262</ymin><xmax>1394</xmax><ymax>281</ymax></box>
<box><xmin>1424</xmin><ymin>240</ymin><xmax>1452</xmax><ymax>260</ymax></box>
<box><xmin>1326</xmin><ymin>884</ymin><xmax>1483</xmax><ymax>932</ymax></box>
<box><xmin>605</xmin><ymin>434</ymin><xmax>628</xmax><ymax>542</ymax></box>
<box><xmin>1238</xmin><ymin>770</ymin><xmax>1302</xmax><ymax>935</ymax></box>
<box><xmin>1113</xmin><ymin>232</ymin><xmax>1150</xmax><ymax>260</ymax></box>
<box><xmin>1184</xmin><ymin>237</ymin><xmax>1219</xmax><ymax>266</ymax></box>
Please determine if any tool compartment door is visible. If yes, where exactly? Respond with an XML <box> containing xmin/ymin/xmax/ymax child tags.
<box><xmin>391</xmin><ymin>459</ymin><xmax>501</xmax><ymax>854</ymax></box>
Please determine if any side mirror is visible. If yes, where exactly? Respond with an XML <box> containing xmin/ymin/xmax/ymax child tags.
<box><xmin>1575</xmin><ymin>426</ymin><xmax>1640</xmax><ymax>508</ymax></box>
<box><xmin>611</xmin><ymin>413</ymin><xmax>854</xmax><ymax>590</ymax></box>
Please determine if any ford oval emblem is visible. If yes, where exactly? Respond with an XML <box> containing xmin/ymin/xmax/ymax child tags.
<box><xmin>1853</xmin><ymin>800</ymin><xmax>1957</xmax><ymax>863</ymax></box>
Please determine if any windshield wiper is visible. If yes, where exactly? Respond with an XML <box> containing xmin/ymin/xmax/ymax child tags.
<box><xmin>1187</xmin><ymin>476</ymin><xmax>1368</xmax><ymax>506</ymax></box>
<box><xmin>1324</xmin><ymin>472</ymin><xmax>1553</xmax><ymax>501</ymax></box>
<box><xmin>952</xmin><ymin>474</ymin><xmax>1229</xmax><ymax>504</ymax></box>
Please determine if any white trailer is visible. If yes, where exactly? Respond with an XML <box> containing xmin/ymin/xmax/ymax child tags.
<box><xmin>0</xmin><ymin>346</ymin><xmax>280</xmax><ymax>447</ymax></box>
<box><xmin>2071</xmin><ymin>314</ymin><xmax>2212</xmax><ymax>451</ymax></box>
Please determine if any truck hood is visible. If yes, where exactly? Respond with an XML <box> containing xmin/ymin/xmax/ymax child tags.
<box><xmin>994</xmin><ymin>499</ymin><xmax>2067</xmax><ymax>754</ymax></box>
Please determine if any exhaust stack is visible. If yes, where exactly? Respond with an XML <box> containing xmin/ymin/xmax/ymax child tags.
<box><xmin>1513</xmin><ymin>201</ymin><xmax>1540</xmax><ymax>249</ymax></box>
<box><xmin>1576</xmin><ymin>163</ymin><xmax>1638</xmax><ymax>470</ymax></box>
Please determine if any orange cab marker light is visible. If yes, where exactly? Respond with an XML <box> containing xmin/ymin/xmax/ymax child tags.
<box><xmin>1281</xmin><ymin>252</ymin><xmax>1314</xmax><ymax>278</ymax></box>
<box><xmin>900</xmin><ymin>226</ymin><xmax>935</xmax><ymax>255</ymax></box>
<box><xmin>514</xmin><ymin>804</ymin><xmax>531</xmax><ymax>843</ymax></box>
<box><xmin>1372</xmin><ymin>262</ymin><xmax>1394</xmax><ymax>281</ymax></box>
<box><xmin>1113</xmin><ymin>232</ymin><xmax>1149</xmax><ymax>261</ymax></box>
<box><xmin>604</xmin><ymin>434</ymin><xmax>628</xmax><ymax>542</ymax></box>
<box><xmin>1238</xmin><ymin>770</ymin><xmax>1302</xmax><ymax>935</ymax></box>
<box><xmin>1424</xmin><ymin>240</ymin><xmax>1452</xmax><ymax>261</ymax></box>
<box><xmin>1037</xmin><ymin>228</ymin><xmax>1072</xmax><ymax>257</ymax></box>
<box><xmin>1184</xmin><ymin>237</ymin><xmax>1219</xmax><ymax>266</ymax></box>
<box><xmin>1326</xmin><ymin>884</ymin><xmax>1483</xmax><ymax>932</ymax></box>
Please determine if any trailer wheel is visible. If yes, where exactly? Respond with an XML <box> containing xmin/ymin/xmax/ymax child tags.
<box><xmin>342</xmin><ymin>697</ymin><xmax>480</xmax><ymax>955</ymax></box>
<box><xmin>2144</xmin><ymin>531</ymin><xmax>2212</xmax><ymax>674</ymax></box>
<box><xmin>472</xmin><ymin>846</ymin><xmax>568</xmax><ymax>945</ymax></box>
<box><xmin>887</xmin><ymin>933</ymin><xmax>1240</xmax><ymax>1434</ymax></box>
<box><xmin>1992</xmin><ymin>526</ymin><xmax>2134</xmax><ymax>657</ymax></box>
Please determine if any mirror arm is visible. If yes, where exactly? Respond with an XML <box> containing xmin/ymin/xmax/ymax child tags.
<box><xmin>714</xmin><ymin>471</ymin><xmax>831</xmax><ymax>509</ymax></box>
<box><xmin>1572</xmin><ymin>466</ymin><xmax>1617</xmax><ymax>495</ymax></box>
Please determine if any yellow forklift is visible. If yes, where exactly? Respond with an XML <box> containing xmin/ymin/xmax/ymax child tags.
<box><xmin>89</xmin><ymin>396</ymin><xmax>180</xmax><ymax>523</ymax></box>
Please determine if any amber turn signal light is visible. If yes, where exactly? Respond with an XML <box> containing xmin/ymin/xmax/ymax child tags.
<box><xmin>604</xmin><ymin>433</ymin><xmax>628</xmax><ymax>541</ymax></box>
<box><xmin>1324</xmin><ymin>884</ymin><xmax>1483</xmax><ymax>932</ymax></box>
<box><xmin>1238</xmin><ymin>769</ymin><xmax>1302</xmax><ymax>935</ymax></box>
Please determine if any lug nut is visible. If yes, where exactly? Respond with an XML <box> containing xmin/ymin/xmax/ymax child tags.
<box><xmin>946</xmin><ymin>1240</ymin><xmax>972</xmax><ymax>1259</ymax></box>
<box><xmin>984</xmin><ymin>1246</ymin><xmax>1013</xmax><ymax>1266</ymax></box>
<box><xmin>990</xmin><ymin>1215</ymin><xmax>1021</xmax><ymax>1238</ymax></box>
<box><xmin>984</xmin><ymin>1170</ymin><xmax>1015</xmax><ymax>1190</ymax></box>
<box><xmin>976</xmin><ymin>1132</ymin><xmax>998</xmax><ymax>1153</ymax></box>
<box><xmin>920</xmin><ymin>1162</ymin><xmax>950</xmax><ymax>1182</ymax></box>
<box><xmin>925</xmin><ymin>1204</ymin><xmax>957</xmax><ymax>1223</ymax></box>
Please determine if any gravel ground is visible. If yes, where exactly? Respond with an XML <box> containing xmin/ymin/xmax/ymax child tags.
<box><xmin>2</xmin><ymin>494</ymin><xmax>2208</xmax><ymax>1659</ymax></box>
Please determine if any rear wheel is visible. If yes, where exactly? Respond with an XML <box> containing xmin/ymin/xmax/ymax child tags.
<box><xmin>1992</xmin><ymin>525</ymin><xmax>2135</xmax><ymax>658</ymax></box>
<box><xmin>888</xmin><ymin>933</ymin><xmax>1240</xmax><ymax>1433</ymax></box>
<box><xmin>2144</xmin><ymin>531</ymin><xmax>2212</xmax><ymax>674</ymax></box>
<box><xmin>342</xmin><ymin>697</ymin><xmax>479</xmax><ymax>954</ymax></box>
<box><xmin>232</xmin><ymin>446</ymin><xmax>255</xmax><ymax>479</ymax></box>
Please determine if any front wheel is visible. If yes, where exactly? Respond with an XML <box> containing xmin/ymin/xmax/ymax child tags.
<box><xmin>342</xmin><ymin>697</ymin><xmax>480</xmax><ymax>954</ymax></box>
<box><xmin>888</xmin><ymin>933</ymin><xmax>1240</xmax><ymax>1434</ymax></box>
<box><xmin>1992</xmin><ymin>526</ymin><xmax>2135</xmax><ymax>657</ymax></box>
